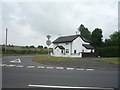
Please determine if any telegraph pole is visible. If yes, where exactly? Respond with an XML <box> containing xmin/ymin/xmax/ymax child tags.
<box><xmin>5</xmin><ymin>28</ymin><xmax>8</xmax><ymax>53</ymax></box>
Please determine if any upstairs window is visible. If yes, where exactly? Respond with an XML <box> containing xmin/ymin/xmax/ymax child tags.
<box><xmin>66</xmin><ymin>42</ymin><xmax>69</xmax><ymax>45</ymax></box>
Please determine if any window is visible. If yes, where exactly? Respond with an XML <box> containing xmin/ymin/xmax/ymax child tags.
<box><xmin>61</xmin><ymin>50</ymin><xmax>64</xmax><ymax>53</ymax></box>
<box><xmin>74</xmin><ymin>50</ymin><xmax>76</xmax><ymax>54</ymax></box>
<box><xmin>66</xmin><ymin>43</ymin><xmax>69</xmax><ymax>45</ymax></box>
<box><xmin>66</xmin><ymin>49</ymin><xmax>69</xmax><ymax>53</ymax></box>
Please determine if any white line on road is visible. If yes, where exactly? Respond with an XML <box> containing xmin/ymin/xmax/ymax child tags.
<box><xmin>56</xmin><ymin>67</ymin><xmax>64</xmax><ymax>70</ymax></box>
<box><xmin>76</xmin><ymin>68</ymin><xmax>85</xmax><ymax>70</ymax></box>
<box><xmin>16</xmin><ymin>65</ymin><xmax>24</xmax><ymax>68</ymax></box>
<box><xmin>37</xmin><ymin>66</ymin><xmax>45</xmax><ymax>69</ymax></box>
<box><xmin>26</xmin><ymin>66</ymin><xmax>35</xmax><ymax>68</ymax></box>
<box><xmin>28</xmin><ymin>84</ymin><xmax>114</xmax><ymax>90</ymax></box>
<box><xmin>6</xmin><ymin>64</ymin><xmax>16</xmax><ymax>67</ymax></box>
<box><xmin>86</xmin><ymin>69</ymin><xmax>95</xmax><ymax>71</ymax></box>
<box><xmin>46</xmin><ymin>67</ymin><xmax>54</xmax><ymax>69</ymax></box>
<box><xmin>66</xmin><ymin>67</ymin><xmax>74</xmax><ymax>70</ymax></box>
<box><xmin>0</xmin><ymin>64</ymin><xmax>7</xmax><ymax>66</ymax></box>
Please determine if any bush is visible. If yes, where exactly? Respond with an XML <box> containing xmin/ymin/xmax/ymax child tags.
<box><xmin>96</xmin><ymin>46</ymin><xmax>119</xmax><ymax>57</ymax></box>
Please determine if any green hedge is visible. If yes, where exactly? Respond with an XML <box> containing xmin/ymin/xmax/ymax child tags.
<box><xmin>2</xmin><ymin>48</ymin><xmax>48</xmax><ymax>55</ymax></box>
<box><xmin>96</xmin><ymin>46</ymin><xmax>119</xmax><ymax>57</ymax></box>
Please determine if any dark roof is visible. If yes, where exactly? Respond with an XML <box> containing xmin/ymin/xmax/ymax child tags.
<box><xmin>52</xmin><ymin>35</ymin><xmax>90</xmax><ymax>43</ymax></box>
<box><xmin>82</xmin><ymin>44</ymin><xmax>94</xmax><ymax>49</ymax></box>
<box><xmin>55</xmin><ymin>46</ymin><xmax>65</xmax><ymax>49</ymax></box>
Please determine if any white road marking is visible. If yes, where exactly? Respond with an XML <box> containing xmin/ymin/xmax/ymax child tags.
<box><xmin>56</xmin><ymin>67</ymin><xmax>64</xmax><ymax>70</ymax></box>
<box><xmin>76</xmin><ymin>68</ymin><xmax>84</xmax><ymax>70</ymax></box>
<box><xmin>66</xmin><ymin>67</ymin><xmax>74</xmax><ymax>70</ymax></box>
<box><xmin>28</xmin><ymin>85</ymin><xmax>114</xmax><ymax>90</ymax></box>
<box><xmin>46</xmin><ymin>67</ymin><xmax>54</xmax><ymax>69</ymax></box>
<box><xmin>86</xmin><ymin>69</ymin><xmax>95</xmax><ymax>71</ymax></box>
<box><xmin>10</xmin><ymin>59</ymin><xmax>21</xmax><ymax>63</ymax></box>
<box><xmin>6</xmin><ymin>64</ymin><xmax>16</xmax><ymax>67</ymax></box>
<box><xmin>37</xmin><ymin>66</ymin><xmax>45</xmax><ymax>69</ymax></box>
<box><xmin>26</xmin><ymin>66</ymin><xmax>35</xmax><ymax>68</ymax></box>
<box><xmin>1</xmin><ymin>64</ymin><xmax>7</xmax><ymax>66</ymax></box>
<box><xmin>16</xmin><ymin>65</ymin><xmax>24</xmax><ymax>68</ymax></box>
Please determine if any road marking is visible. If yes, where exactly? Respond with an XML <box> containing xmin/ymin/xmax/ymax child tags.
<box><xmin>26</xmin><ymin>66</ymin><xmax>35</xmax><ymax>68</ymax></box>
<box><xmin>6</xmin><ymin>64</ymin><xmax>16</xmax><ymax>67</ymax></box>
<box><xmin>28</xmin><ymin>85</ymin><xmax>114</xmax><ymax>90</ymax></box>
<box><xmin>86</xmin><ymin>69</ymin><xmax>94</xmax><ymax>71</ymax></box>
<box><xmin>10</xmin><ymin>58</ymin><xmax>21</xmax><ymax>63</ymax></box>
<box><xmin>76</xmin><ymin>68</ymin><xmax>84</xmax><ymax>70</ymax></box>
<box><xmin>46</xmin><ymin>67</ymin><xmax>54</xmax><ymax>69</ymax></box>
<box><xmin>56</xmin><ymin>67</ymin><xmax>64</xmax><ymax>70</ymax></box>
<box><xmin>1</xmin><ymin>64</ymin><xmax>7</xmax><ymax>66</ymax></box>
<box><xmin>16</xmin><ymin>65</ymin><xmax>24</xmax><ymax>68</ymax></box>
<box><xmin>66</xmin><ymin>67</ymin><xmax>74</xmax><ymax>70</ymax></box>
<box><xmin>37</xmin><ymin>66</ymin><xmax>45</xmax><ymax>69</ymax></box>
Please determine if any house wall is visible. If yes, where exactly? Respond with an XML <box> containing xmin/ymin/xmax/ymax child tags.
<box><xmin>53</xmin><ymin>42</ymin><xmax>71</xmax><ymax>56</ymax></box>
<box><xmin>72</xmin><ymin>37</ymin><xmax>83</xmax><ymax>55</ymax></box>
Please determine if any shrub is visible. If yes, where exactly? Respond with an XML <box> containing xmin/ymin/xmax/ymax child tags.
<box><xmin>96</xmin><ymin>46</ymin><xmax>119</xmax><ymax>57</ymax></box>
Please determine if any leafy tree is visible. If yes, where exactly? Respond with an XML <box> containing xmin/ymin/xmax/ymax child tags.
<box><xmin>103</xmin><ymin>39</ymin><xmax>112</xmax><ymax>46</ymax></box>
<box><xmin>29</xmin><ymin>45</ymin><xmax>35</xmax><ymax>48</ymax></box>
<box><xmin>26</xmin><ymin>46</ymin><xmax>29</xmax><ymax>48</ymax></box>
<box><xmin>109</xmin><ymin>31</ymin><xmax>120</xmax><ymax>46</ymax></box>
<box><xmin>44</xmin><ymin>46</ymin><xmax>47</xmax><ymax>49</ymax></box>
<box><xmin>91</xmin><ymin>28</ymin><xmax>103</xmax><ymax>47</ymax></box>
<box><xmin>38</xmin><ymin>45</ymin><xmax>43</xmax><ymax>49</ymax></box>
<box><xmin>78</xmin><ymin>24</ymin><xmax>91</xmax><ymax>41</ymax></box>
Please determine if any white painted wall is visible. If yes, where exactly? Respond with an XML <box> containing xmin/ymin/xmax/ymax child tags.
<box><xmin>52</xmin><ymin>36</ymin><xmax>94</xmax><ymax>57</ymax></box>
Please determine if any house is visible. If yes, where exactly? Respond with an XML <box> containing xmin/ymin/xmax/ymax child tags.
<box><xmin>52</xmin><ymin>34</ymin><xmax>95</xmax><ymax>57</ymax></box>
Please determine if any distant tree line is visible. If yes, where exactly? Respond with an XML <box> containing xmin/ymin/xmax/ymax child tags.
<box><xmin>2</xmin><ymin>44</ymin><xmax>48</xmax><ymax>49</ymax></box>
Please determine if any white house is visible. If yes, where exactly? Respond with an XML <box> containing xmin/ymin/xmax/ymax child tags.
<box><xmin>52</xmin><ymin>34</ymin><xmax>95</xmax><ymax>57</ymax></box>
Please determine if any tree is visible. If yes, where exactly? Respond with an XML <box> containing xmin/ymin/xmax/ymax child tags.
<box><xmin>29</xmin><ymin>45</ymin><xmax>35</xmax><ymax>48</ymax></box>
<box><xmin>91</xmin><ymin>28</ymin><xmax>103</xmax><ymax>47</ymax></box>
<box><xmin>109</xmin><ymin>31</ymin><xmax>120</xmax><ymax>46</ymax></box>
<box><xmin>103</xmin><ymin>39</ymin><xmax>112</xmax><ymax>46</ymax></box>
<box><xmin>78</xmin><ymin>24</ymin><xmax>91</xmax><ymax>41</ymax></box>
<box><xmin>44</xmin><ymin>46</ymin><xmax>47</xmax><ymax>49</ymax></box>
<box><xmin>38</xmin><ymin>45</ymin><xmax>43</xmax><ymax>49</ymax></box>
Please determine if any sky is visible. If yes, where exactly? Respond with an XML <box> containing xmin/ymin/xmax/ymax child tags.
<box><xmin>1</xmin><ymin>0</ymin><xmax>119</xmax><ymax>47</ymax></box>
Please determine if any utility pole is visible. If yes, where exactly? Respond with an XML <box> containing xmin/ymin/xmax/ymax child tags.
<box><xmin>5</xmin><ymin>28</ymin><xmax>8</xmax><ymax>53</ymax></box>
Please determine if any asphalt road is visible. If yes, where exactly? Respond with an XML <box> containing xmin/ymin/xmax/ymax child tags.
<box><xmin>1</xmin><ymin>55</ymin><xmax>119</xmax><ymax>89</ymax></box>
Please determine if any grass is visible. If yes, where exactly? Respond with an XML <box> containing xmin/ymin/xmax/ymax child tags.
<box><xmin>33</xmin><ymin>56</ymin><xmax>81</xmax><ymax>61</ymax></box>
<box><xmin>94</xmin><ymin>58</ymin><xmax>120</xmax><ymax>64</ymax></box>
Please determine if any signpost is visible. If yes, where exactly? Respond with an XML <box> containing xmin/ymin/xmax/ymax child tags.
<box><xmin>46</xmin><ymin>35</ymin><xmax>51</xmax><ymax>59</ymax></box>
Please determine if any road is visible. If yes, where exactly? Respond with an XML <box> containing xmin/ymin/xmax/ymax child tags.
<box><xmin>1</xmin><ymin>55</ymin><xmax>119</xmax><ymax>89</ymax></box>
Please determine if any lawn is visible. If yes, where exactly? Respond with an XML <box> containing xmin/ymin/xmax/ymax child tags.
<box><xmin>94</xmin><ymin>58</ymin><xmax>120</xmax><ymax>64</ymax></box>
<box><xmin>33</xmin><ymin>56</ymin><xmax>81</xmax><ymax>61</ymax></box>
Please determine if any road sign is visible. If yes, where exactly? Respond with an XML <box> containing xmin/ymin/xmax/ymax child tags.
<box><xmin>46</xmin><ymin>40</ymin><xmax>51</xmax><ymax>46</ymax></box>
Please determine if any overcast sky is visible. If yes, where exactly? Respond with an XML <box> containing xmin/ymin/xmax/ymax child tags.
<box><xmin>1</xmin><ymin>0</ymin><xmax>119</xmax><ymax>47</ymax></box>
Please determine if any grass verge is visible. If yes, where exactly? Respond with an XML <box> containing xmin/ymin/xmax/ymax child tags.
<box><xmin>94</xmin><ymin>58</ymin><xmax>120</xmax><ymax>64</ymax></box>
<box><xmin>33</xmin><ymin>56</ymin><xmax>81</xmax><ymax>61</ymax></box>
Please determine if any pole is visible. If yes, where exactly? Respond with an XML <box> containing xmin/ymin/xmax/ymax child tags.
<box><xmin>48</xmin><ymin>46</ymin><xmax>49</xmax><ymax>59</ymax></box>
<box><xmin>5</xmin><ymin>28</ymin><xmax>8</xmax><ymax>53</ymax></box>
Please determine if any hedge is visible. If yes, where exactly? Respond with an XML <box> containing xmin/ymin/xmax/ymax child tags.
<box><xmin>96</xmin><ymin>46</ymin><xmax>119</xmax><ymax>57</ymax></box>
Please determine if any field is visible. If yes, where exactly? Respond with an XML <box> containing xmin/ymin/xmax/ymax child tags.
<box><xmin>0</xmin><ymin>45</ymin><xmax>50</xmax><ymax>55</ymax></box>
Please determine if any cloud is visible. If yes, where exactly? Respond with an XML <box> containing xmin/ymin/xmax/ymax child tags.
<box><xmin>1</xmin><ymin>1</ymin><xmax>119</xmax><ymax>46</ymax></box>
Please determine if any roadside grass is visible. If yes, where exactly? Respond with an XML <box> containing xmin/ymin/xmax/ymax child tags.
<box><xmin>94</xmin><ymin>58</ymin><xmax>120</xmax><ymax>64</ymax></box>
<box><xmin>33</xmin><ymin>56</ymin><xmax>81</xmax><ymax>61</ymax></box>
